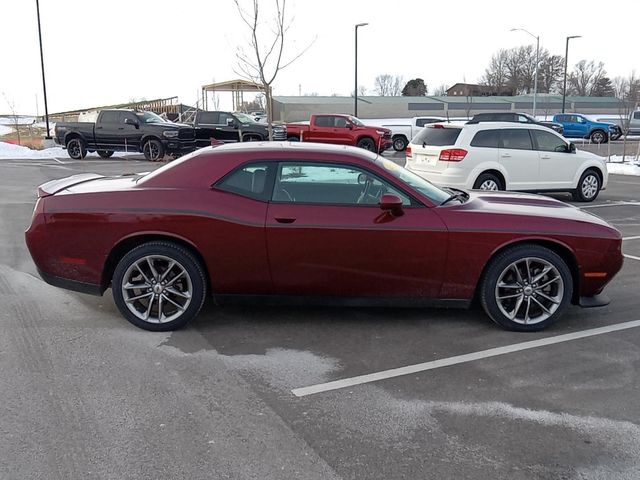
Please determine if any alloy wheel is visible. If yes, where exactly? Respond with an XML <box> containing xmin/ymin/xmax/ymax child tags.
<box><xmin>494</xmin><ymin>257</ymin><xmax>564</xmax><ymax>325</ymax></box>
<box><xmin>581</xmin><ymin>174</ymin><xmax>599</xmax><ymax>200</ymax></box>
<box><xmin>480</xmin><ymin>179</ymin><xmax>499</xmax><ymax>191</ymax></box>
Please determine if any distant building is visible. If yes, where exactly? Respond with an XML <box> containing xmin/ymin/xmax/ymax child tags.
<box><xmin>446</xmin><ymin>83</ymin><xmax>515</xmax><ymax>97</ymax></box>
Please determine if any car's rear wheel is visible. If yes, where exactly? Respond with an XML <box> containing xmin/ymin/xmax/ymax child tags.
<box><xmin>143</xmin><ymin>139</ymin><xmax>164</xmax><ymax>161</ymax></box>
<box><xmin>572</xmin><ymin>169</ymin><xmax>601</xmax><ymax>202</ymax></box>
<box><xmin>480</xmin><ymin>245</ymin><xmax>573</xmax><ymax>331</ymax></box>
<box><xmin>357</xmin><ymin>137</ymin><xmax>376</xmax><ymax>151</ymax></box>
<box><xmin>392</xmin><ymin>135</ymin><xmax>408</xmax><ymax>151</ymax></box>
<box><xmin>590</xmin><ymin>130</ymin><xmax>607</xmax><ymax>144</ymax></box>
<box><xmin>287</xmin><ymin>136</ymin><xmax>300</xmax><ymax>142</ymax></box>
<box><xmin>97</xmin><ymin>150</ymin><xmax>114</xmax><ymax>158</ymax></box>
<box><xmin>473</xmin><ymin>173</ymin><xmax>503</xmax><ymax>191</ymax></box>
<box><xmin>112</xmin><ymin>242</ymin><xmax>207</xmax><ymax>331</ymax></box>
<box><xmin>66</xmin><ymin>138</ymin><xmax>87</xmax><ymax>160</ymax></box>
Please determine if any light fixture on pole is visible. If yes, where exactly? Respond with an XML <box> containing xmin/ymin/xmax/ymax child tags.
<box><xmin>35</xmin><ymin>0</ymin><xmax>51</xmax><ymax>139</ymax></box>
<box><xmin>354</xmin><ymin>22</ymin><xmax>368</xmax><ymax>117</ymax></box>
<box><xmin>511</xmin><ymin>28</ymin><xmax>539</xmax><ymax>117</ymax></box>
<box><xmin>562</xmin><ymin>35</ymin><xmax>581</xmax><ymax>113</ymax></box>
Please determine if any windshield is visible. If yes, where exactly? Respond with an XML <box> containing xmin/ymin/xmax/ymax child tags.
<box><xmin>135</xmin><ymin>111</ymin><xmax>167</xmax><ymax>124</ymax></box>
<box><xmin>376</xmin><ymin>158</ymin><xmax>451</xmax><ymax>204</ymax></box>
<box><xmin>348</xmin><ymin>116</ymin><xmax>365</xmax><ymax>127</ymax></box>
<box><xmin>234</xmin><ymin>113</ymin><xmax>254</xmax><ymax>124</ymax></box>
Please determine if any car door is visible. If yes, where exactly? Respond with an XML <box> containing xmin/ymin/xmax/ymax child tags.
<box><xmin>498</xmin><ymin>128</ymin><xmax>539</xmax><ymax>190</ymax></box>
<box><xmin>574</xmin><ymin>115</ymin><xmax>590</xmax><ymax>138</ymax></box>
<box><xmin>265</xmin><ymin>161</ymin><xmax>448</xmax><ymax>298</ymax></box>
<box><xmin>532</xmin><ymin>129</ymin><xmax>577</xmax><ymax>189</ymax></box>
<box><xmin>94</xmin><ymin>111</ymin><xmax>120</xmax><ymax>149</ymax></box>
<box><xmin>307</xmin><ymin>116</ymin><xmax>333</xmax><ymax>144</ymax></box>
<box><xmin>119</xmin><ymin>111</ymin><xmax>143</xmax><ymax>150</ymax></box>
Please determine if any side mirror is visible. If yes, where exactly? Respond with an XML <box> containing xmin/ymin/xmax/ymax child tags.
<box><xmin>569</xmin><ymin>142</ymin><xmax>576</xmax><ymax>153</ymax></box>
<box><xmin>346</xmin><ymin>123</ymin><xmax>353</xmax><ymax>129</ymax></box>
<box><xmin>124</xmin><ymin>118</ymin><xmax>139</xmax><ymax>128</ymax></box>
<box><xmin>226</xmin><ymin>118</ymin><xmax>238</xmax><ymax>128</ymax></box>
<box><xmin>379</xmin><ymin>193</ymin><xmax>404</xmax><ymax>216</ymax></box>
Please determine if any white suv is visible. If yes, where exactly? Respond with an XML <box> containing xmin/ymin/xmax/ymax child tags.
<box><xmin>405</xmin><ymin>122</ymin><xmax>608</xmax><ymax>202</ymax></box>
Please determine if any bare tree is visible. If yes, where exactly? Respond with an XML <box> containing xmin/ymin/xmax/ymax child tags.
<box><xmin>351</xmin><ymin>85</ymin><xmax>368</xmax><ymax>97</ymax></box>
<box><xmin>480</xmin><ymin>49</ymin><xmax>509</xmax><ymax>88</ymax></box>
<box><xmin>538</xmin><ymin>54</ymin><xmax>565</xmax><ymax>93</ymax></box>
<box><xmin>568</xmin><ymin>60</ymin><xmax>606</xmax><ymax>96</ymax></box>
<box><xmin>234</xmin><ymin>0</ymin><xmax>314</xmax><ymax>139</ymax></box>
<box><xmin>613</xmin><ymin>71</ymin><xmax>640</xmax><ymax>161</ymax></box>
<box><xmin>432</xmin><ymin>84</ymin><xmax>449</xmax><ymax>96</ymax></box>
<box><xmin>2</xmin><ymin>92</ymin><xmax>21</xmax><ymax>145</ymax></box>
<box><xmin>374</xmin><ymin>74</ymin><xmax>403</xmax><ymax>96</ymax></box>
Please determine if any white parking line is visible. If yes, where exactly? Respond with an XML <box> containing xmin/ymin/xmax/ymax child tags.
<box><xmin>623</xmin><ymin>236</ymin><xmax>640</xmax><ymax>241</ymax></box>
<box><xmin>291</xmin><ymin>320</ymin><xmax>640</xmax><ymax>397</ymax></box>
<box><xmin>624</xmin><ymin>254</ymin><xmax>640</xmax><ymax>261</ymax></box>
<box><xmin>581</xmin><ymin>201</ymin><xmax>640</xmax><ymax>209</ymax></box>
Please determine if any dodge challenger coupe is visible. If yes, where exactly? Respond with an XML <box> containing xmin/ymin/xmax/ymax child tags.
<box><xmin>25</xmin><ymin>142</ymin><xmax>623</xmax><ymax>332</ymax></box>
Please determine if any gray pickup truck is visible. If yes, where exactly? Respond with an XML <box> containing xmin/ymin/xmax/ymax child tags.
<box><xmin>593</xmin><ymin>111</ymin><xmax>640</xmax><ymax>137</ymax></box>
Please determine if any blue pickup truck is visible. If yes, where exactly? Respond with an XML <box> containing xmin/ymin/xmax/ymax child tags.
<box><xmin>552</xmin><ymin>113</ymin><xmax>618</xmax><ymax>144</ymax></box>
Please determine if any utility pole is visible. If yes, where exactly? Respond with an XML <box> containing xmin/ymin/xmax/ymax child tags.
<box><xmin>354</xmin><ymin>22</ymin><xmax>368</xmax><ymax>117</ymax></box>
<box><xmin>35</xmin><ymin>0</ymin><xmax>51</xmax><ymax>139</ymax></box>
<box><xmin>562</xmin><ymin>35</ymin><xmax>581</xmax><ymax>113</ymax></box>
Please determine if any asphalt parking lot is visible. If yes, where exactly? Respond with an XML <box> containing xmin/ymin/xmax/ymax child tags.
<box><xmin>1</xmin><ymin>153</ymin><xmax>640</xmax><ymax>479</ymax></box>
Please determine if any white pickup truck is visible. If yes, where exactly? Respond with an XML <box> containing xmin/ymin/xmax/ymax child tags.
<box><xmin>591</xmin><ymin>110</ymin><xmax>640</xmax><ymax>137</ymax></box>
<box><xmin>366</xmin><ymin>116</ymin><xmax>446</xmax><ymax>151</ymax></box>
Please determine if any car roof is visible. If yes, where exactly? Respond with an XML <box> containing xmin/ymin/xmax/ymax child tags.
<box><xmin>202</xmin><ymin>140</ymin><xmax>380</xmax><ymax>160</ymax></box>
<box><xmin>428</xmin><ymin>122</ymin><xmax>551</xmax><ymax>131</ymax></box>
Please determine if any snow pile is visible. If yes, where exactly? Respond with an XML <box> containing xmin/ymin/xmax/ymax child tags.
<box><xmin>0</xmin><ymin>116</ymin><xmax>36</xmax><ymax>126</ymax></box>
<box><xmin>0</xmin><ymin>142</ymin><xmax>134</xmax><ymax>159</ymax></box>
<box><xmin>0</xmin><ymin>125</ymin><xmax>12</xmax><ymax>136</ymax></box>
<box><xmin>606</xmin><ymin>155</ymin><xmax>640</xmax><ymax>176</ymax></box>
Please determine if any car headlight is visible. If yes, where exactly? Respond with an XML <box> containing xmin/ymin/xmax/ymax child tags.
<box><xmin>376</xmin><ymin>130</ymin><xmax>387</xmax><ymax>135</ymax></box>
<box><xmin>163</xmin><ymin>131</ymin><xmax>179</xmax><ymax>138</ymax></box>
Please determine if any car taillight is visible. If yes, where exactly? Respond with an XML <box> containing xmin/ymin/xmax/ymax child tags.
<box><xmin>406</xmin><ymin>145</ymin><xmax>412</xmax><ymax>159</ymax></box>
<box><xmin>439</xmin><ymin>148</ymin><xmax>467</xmax><ymax>162</ymax></box>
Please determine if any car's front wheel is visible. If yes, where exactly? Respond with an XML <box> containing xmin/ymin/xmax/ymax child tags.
<box><xmin>112</xmin><ymin>242</ymin><xmax>207</xmax><ymax>331</ymax></box>
<box><xmin>572</xmin><ymin>169</ymin><xmax>601</xmax><ymax>202</ymax></box>
<box><xmin>590</xmin><ymin>130</ymin><xmax>607</xmax><ymax>144</ymax></box>
<box><xmin>143</xmin><ymin>139</ymin><xmax>165</xmax><ymax>161</ymax></box>
<box><xmin>357</xmin><ymin>137</ymin><xmax>376</xmax><ymax>151</ymax></box>
<box><xmin>480</xmin><ymin>245</ymin><xmax>573</xmax><ymax>331</ymax></box>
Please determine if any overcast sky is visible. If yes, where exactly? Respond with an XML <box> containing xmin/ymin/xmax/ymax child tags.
<box><xmin>1</xmin><ymin>0</ymin><xmax>638</xmax><ymax>115</ymax></box>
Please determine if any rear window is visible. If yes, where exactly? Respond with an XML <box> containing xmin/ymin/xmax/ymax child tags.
<box><xmin>412</xmin><ymin>126</ymin><xmax>461</xmax><ymax>146</ymax></box>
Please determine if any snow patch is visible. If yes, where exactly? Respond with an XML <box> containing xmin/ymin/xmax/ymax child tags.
<box><xmin>0</xmin><ymin>125</ymin><xmax>12</xmax><ymax>136</ymax></box>
<box><xmin>0</xmin><ymin>141</ymin><xmax>136</xmax><ymax>159</ymax></box>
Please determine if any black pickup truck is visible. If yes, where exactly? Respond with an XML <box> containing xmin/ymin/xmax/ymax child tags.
<box><xmin>54</xmin><ymin>109</ymin><xmax>196</xmax><ymax>161</ymax></box>
<box><xmin>193</xmin><ymin>111</ymin><xmax>286</xmax><ymax>148</ymax></box>
<box><xmin>467</xmin><ymin>112</ymin><xmax>565</xmax><ymax>135</ymax></box>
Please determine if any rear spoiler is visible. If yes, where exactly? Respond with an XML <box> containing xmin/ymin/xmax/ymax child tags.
<box><xmin>37</xmin><ymin>173</ymin><xmax>105</xmax><ymax>197</ymax></box>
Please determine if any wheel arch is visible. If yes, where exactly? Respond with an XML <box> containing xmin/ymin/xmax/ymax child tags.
<box><xmin>573</xmin><ymin>164</ymin><xmax>604</xmax><ymax>188</ymax></box>
<box><xmin>63</xmin><ymin>131</ymin><xmax>86</xmax><ymax>145</ymax></box>
<box><xmin>140</xmin><ymin>134</ymin><xmax>162</xmax><ymax>150</ymax></box>
<box><xmin>102</xmin><ymin>233</ymin><xmax>212</xmax><ymax>294</ymax></box>
<box><xmin>472</xmin><ymin>168</ymin><xmax>507</xmax><ymax>190</ymax></box>
<box><xmin>473</xmin><ymin>238</ymin><xmax>581</xmax><ymax>305</ymax></box>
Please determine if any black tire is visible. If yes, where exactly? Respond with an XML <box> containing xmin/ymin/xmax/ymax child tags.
<box><xmin>243</xmin><ymin>135</ymin><xmax>263</xmax><ymax>142</ymax></box>
<box><xmin>112</xmin><ymin>241</ymin><xmax>207</xmax><ymax>331</ymax></box>
<box><xmin>392</xmin><ymin>135</ymin><xmax>408</xmax><ymax>151</ymax></box>
<box><xmin>66</xmin><ymin>137</ymin><xmax>87</xmax><ymax>160</ymax></box>
<box><xmin>97</xmin><ymin>150</ymin><xmax>114</xmax><ymax>158</ymax></box>
<box><xmin>143</xmin><ymin>139</ymin><xmax>165</xmax><ymax>162</ymax></box>
<box><xmin>610</xmin><ymin>132</ymin><xmax>622</xmax><ymax>141</ymax></box>
<box><xmin>473</xmin><ymin>172</ymin><xmax>504</xmax><ymax>191</ymax></box>
<box><xmin>572</xmin><ymin>169</ymin><xmax>601</xmax><ymax>202</ymax></box>
<box><xmin>357</xmin><ymin>137</ymin><xmax>376</xmax><ymax>151</ymax></box>
<box><xmin>287</xmin><ymin>136</ymin><xmax>300</xmax><ymax>142</ymax></box>
<box><xmin>590</xmin><ymin>130</ymin><xmax>607</xmax><ymax>144</ymax></box>
<box><xmin>479</xmin><ymin>244</ymin><xmax>573</xmax><ymax>332</ymax></box>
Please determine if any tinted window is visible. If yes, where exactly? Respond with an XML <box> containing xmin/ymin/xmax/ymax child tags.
<box><xmin>499</xmin><ymin>129</ymin><xmax>533</xmax><ymax>150</ymax></box>
<box><xmin>216</xmin><ymin>163</ymin><xmax>272</xmax><ymax>200</ymax></box>
<box><xmin>334</xmin><ymin>117</ymin><xmax>348</xmax><ymax>128</ymax></box>
<box><xmin>198</xmin><ymin>112</ymin><xmax>219</xmax><ymax>124</ymax></box>
<box><xmin>273</xmin><ymin>163</ymin><xmax>411</xmax><ymax>205</ymax></box>
<box><xmin>532</xmin><ymin>130</ymin><xmax>567</xmax><ymax>152</ymax></box>
<box><xmin>219</xmin><ymin>113</ymin><xmax>235</xmax><ymax>125</ymax></box>
<box><xmin>517</xmin><ymin>114</ymin><xmax>531</xmax><ymax>123</ymax></box>
<box><xmin>634</xmin><ymin>112</ymin><xmax>640</xmax><ymax>120</ymax></box>
<box><xmin>100</xmin><ymin>111</ymin><xmax>118</xmax><ymax>123</ymax></box>
<box><xmin>314</xmin><ymin>116</ymin><xmax>332</xmax><ymax>127</ymax></box>
<box><xmin>119</xmin><ymin>112</ymin><xmax>137</xmax><ymax>124</ymax></box>
<box><xmin>471</xmin><ymin>129</ymin><xmax>500</xmax><ymax>148</ymax></box>
<box><xmin>412</xmin><ymin>127</ymin><xmax>461</xmax><ymax>146</ymax></box>
<box><xmin>415</xmin><ymin>118</ymin><xmax>441</xmax><ymax>127</ymax></box>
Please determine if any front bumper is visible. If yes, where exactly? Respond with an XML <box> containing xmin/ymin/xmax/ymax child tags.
<box><xmin>161</xmin><ymin>139</ymin><xmax>196</xmax><ymax>154</ymax></box>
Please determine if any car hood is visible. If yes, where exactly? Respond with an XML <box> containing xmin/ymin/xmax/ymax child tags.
<box><xmin>146</xmin><ymin>122</ymin><xmax>192</xmax><ymax>130</ymax></box>
<box><xmin>441</xmin><ymin>190</ymin><xmax>620</xmax><ymax>238</ymax></box>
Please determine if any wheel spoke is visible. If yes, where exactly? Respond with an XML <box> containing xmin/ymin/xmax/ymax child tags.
<box><xmin>532</xmin><ymin>266</ymin><xmax>553</xmax><ymax>284</ymax></box>
<box><xmin>531</xmin><ymin>296</ymin><xmax>551</xmax><ymax>314</ymax></box>
<box><xmin>525</xmin><ymin>258</ymin><xmax>532</xmax><ymax>283</ymax></box>
<box><xmin>134</xmin><ymin>261</ymin><xmax>153</xmax><ymax>285</ymax></box>
<box><xmin>143</xmin><ymin>294</ymin><xmax>155</xmax><ymax>320</ymax></box>
<box><xmin>512</xmin><ymin>263</ymin><xmax>524</xmax><ymax>285</ymax></box>
<box><xmin>160</xmin><ymin>260</ymin><xmax>176</xmax><ymax>282</ymax></box>
<box><xmin>165</xmin><ymin>271</ymin><xmax>185</xmax><ymax>287</ymax></box>
<box><xmin>165</xmin><ymin>286</ymin><xmax>191</xmax><ymax>299</ymax></box>
<box><xmin>147</xmin><ymin>257</ymin><xmax>160</xmax><ymax>280</ymax></box>
<box><xmin>157</xmin><ymin>294</ymin><xmax>164</xmax><ymax>322</ymax></box>
<box><xmin>498</xmin><ymin>292</ymin><xmax>522</xmax><ymax>300</ymax></box>
<box><xmin>523</xmin><ymin>298</ymin><xmax>531</xmax><ymax>324</ymax></box>
<box><xmin>510</xmin><ymin>295</ymin><xmax>524</xmax><ymax>320</ymax></box>
<box><xmin>125</xmin><ymin>291</ymin><xmax>153</xmax><ymax>303</ymax></box>
<box><xmin>162</xmin><ymin>294</ymin><xmax>186</xmax><ymax>311</ymax></box>
<box><xmin>498</xmin><ymin>282</ymin><xmax>520</xmax><ymax>289</ymax></box>
<box><xmin>535</xmin><ymin>290</ymin><xmax>560</xmax><ymax>305</ymax></box>
<box><xmin>123</xmin><ymin>282</ymin><xmax>150</xmax><ymax>290</ymax></box>
<box><xmin>537</xmin><ymin>276</ymin><xmax>560</xmax><ymax>289</ymax></box>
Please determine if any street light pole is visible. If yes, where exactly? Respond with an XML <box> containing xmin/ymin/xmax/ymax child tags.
<box><xmin>35</xmin><ymin>0</ymin><xmax>51</xmax><ymax>139</ymax></box>
<box><xmin>511</xmin><ymin>28</ymin><xmax>539</xmax><ymax>117</ymax></box>
<box><xmin>354</xmin><ymin>22</ymin><xmax>368</xmax><ymax>117</ymax></box>
<box><xmin>562</xmin><ymin>35</ymin><xmax>581</xmax><ymax>113</ymax></box>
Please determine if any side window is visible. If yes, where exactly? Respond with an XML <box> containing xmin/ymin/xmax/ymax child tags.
<box><xmin>119</xmin><ymin>112</ymin><xmax>137</xmax><ymax>124</ymax></box>
<box><xmin>334</xmin><ymin>117</ymin><xmax>348</xmax><ymax>128</ymax></box>
<box><xmin>532</xmin><ymin>130</ymin><xmax>567</xmax><ymax>152</ymax></box>
<box><xmin>555</xmin><ymin>115</ymin><xmax>566</xmax><ymax>122</ymax></box>
<box><xmin>517</xmin><ymin>115</ymin><xmax>530</xmax><ymax>123</ymax></box>
<box><xmin>100</xmin><ymin>111</ymin><xmax>118</xmax><ymax>124</ymax></box>
<box><xmin>215</xmin><ymin>163</ymin><xmax>272</xmax><ymax>201</ymax></box>
<box><xmin>470</xmin><ymin>129</ymin><xmax>500</xmax><ymax>148</ymax></box>
<box><xmin>219</xmin><ymin>113</ymin><xmax>234</xmax><ymax>126</ymax></box>
<box><xmin>633</xmin><ymin>112</ymin><xmax>640</xmax><ymax>120</ymax></box>
<box><xmin>198</xmin><ymin>112</ymin><xmax>219</xmax><ymax>124</ymax></box>
<box><xmin>314</xmin><ymin>116</ymin><xmax>331</xmax><ymax>127</ymax></box>
<box><xmin>273</xmin><ymin>163</ymin><xmax>411</xmax><ymax>205</ymax></box>
<box><xmin>499</xmin><ymin>129</ymin><xmax>533</xmax><ymax>150</ymax></box>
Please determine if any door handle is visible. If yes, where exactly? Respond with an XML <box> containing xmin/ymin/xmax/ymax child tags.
<box><xmin>274</xmin><ymin>217</ymin><xmax>296</xmax><ymax>224</ymax></box>
<box><xmin>541</xmin><ymin>155</ymin><xmax>551</xmax><ymax>159</ymax></box>
<box><xmin>501</xmin><ymin>153</ymin><xmax>511</xmax><ymax>158</ymax></box>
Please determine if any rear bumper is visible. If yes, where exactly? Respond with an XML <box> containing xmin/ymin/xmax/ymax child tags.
<box><xmin>406</xmin><ymin>163</ymin><xmax>469</xmax><ymax>188</ymax></box>
<box><xmin>38</xmin><ymin>268</ymin><xmax>104</xmax><ymax>296</ymax></box>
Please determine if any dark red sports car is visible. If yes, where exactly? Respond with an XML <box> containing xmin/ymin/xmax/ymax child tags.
<box><xmin>26</xmin><ymin>142</ymin><xmax>623</xmax><ymax>332</ymax></box>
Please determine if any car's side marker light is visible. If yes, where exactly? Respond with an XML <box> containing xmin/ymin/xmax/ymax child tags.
<box><xmin>584</xmin><ymin>272</ymin><xmax>607</xmax><ymax>278</ymax></box>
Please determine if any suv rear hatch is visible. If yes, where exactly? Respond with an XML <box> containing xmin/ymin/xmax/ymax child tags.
<box><xmin>406</xmin><ymin>125</ymin><xmax>463</xmax><ymax>172</ymax></box>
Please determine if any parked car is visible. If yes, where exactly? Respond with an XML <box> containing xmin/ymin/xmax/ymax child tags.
<box><xmin>405</xmin><ymin>122</ymin><xmax>608</xmax><ymax>202</ymax></box>
<box><xmin>592</xmin><ymin>111</ymin><xmax>640</xmax><ymax>137</ymax></box>
<box><xmin>552</xmin><ymin>113</ymin><xmax>618</xmax><ymax>144</ymax></box>
<box><xmin>54</xmin><ymin>109</ymin><xmax>196</xmax><ymax>161</ymax></box>
<box><xmin>192</xmin><ymin>111</ymin><xmax>286</xmax><ymax>148</ymax></box>
<box><xmin>26</xmin><ymin>142</ymin><xmax>622</xmax><ymax>333</ymax></box>
<box><xmin>286</xmin><ymin>114</ymin><xmax>392</xmax><ymax>152</ymax></box>
<box><xmin>467</xmin><ymin>112</ymin><xmax>564</xmax><ymax>135</ymax></box>
<box><xmin>367</xmin><ymin>116</ymin><xmax>446</xmax><ymax>151</ymax></box>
